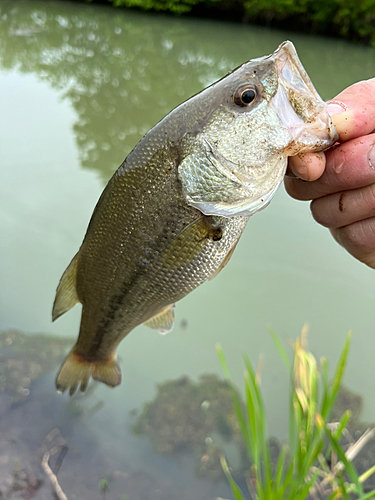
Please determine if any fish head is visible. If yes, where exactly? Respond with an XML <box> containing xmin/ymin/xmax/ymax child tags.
<box><xmin>179</xmin><ymin>41</ymin><xmax>338</xmax><ymax>217</ymax></box>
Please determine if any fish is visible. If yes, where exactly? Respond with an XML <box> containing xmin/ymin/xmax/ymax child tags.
<box><xmin>52</xmin><ymin>41</ymin><xmax>337</xmax><ymax>395</ymax></box>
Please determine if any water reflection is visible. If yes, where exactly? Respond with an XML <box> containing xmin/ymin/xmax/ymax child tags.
<box><xmin>0</xmin><ymin>0</ymin><xmax>237</xmax><ymax>181</ymax></box>
<box><xmin>2</xmin><ymin>0</ymin><xmax>375</xmax><ymax>183</ymax></box>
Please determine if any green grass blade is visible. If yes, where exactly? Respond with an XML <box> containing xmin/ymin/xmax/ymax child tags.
<box><xmin>243</xmin><ymin>355</ymin><xmax>271</xmax><ymax>483</ymax></box>
<box><xmin>320</xmin><ymin>357</ymin><xmax>329</xmax><ymax>415</ymax></box>
<box><xmin>321</xmin><ymin>332</ymin><xmax>351</xmax><ymax>420</ymax></box>
<box><xmin>359</xmin><ymin>463</ymin><xmax>375</xmax><ymax>485</ymax></box>
<box><xmin>326</xmin><ymin>425</ymin><xmax>364</xmax><ymax>496</ymax></box>
<box><xmin>269</xmin><ymin>327</ymin><xmax>291</xmax><ymax>371</ymax></box>
<box><xmin>274</xmin><ymin>444</ymin><xmax>287</xmax><ymax>491</ymax></box>
<box><xmin>216</xmin><ymin>343</ymin><xmax>232</xmax><ymax>381</ymax></box>
<box><xmin>337</xmin><ymin>472</ymin><xmax>351</xmax><ymax>500</ymax></box>
<box><xmin>292</xmin><ymin>469</ymin><xmax>320</xmax><ymax>500</ymax></box>
<box><xmin>220</xmin><ymin>456</ymin><xmax>246</xmax><ymax>500</ymax></box>
<box><xmin>334</xmin><ymin>410</ymin><xmax>351</xmax><ymax>439</ymax></box>
<box><xmin>358</xmin><ymin>491</ymin><xmax>375</xmax><ymax>500</ymax></box>
<box><xmin>244</xmin><ymin>369</ymin><xmax>259</xmax><ymax>466</ymax></box>
<box><xmin>326</xmin><ymin>410</ymin><xmax>351</xmax><ymax>458</ymax></box>
<box><xmin>216</xmin><ymin>344</ymin><xmax>249</xmax><ymax>449</ymax></box>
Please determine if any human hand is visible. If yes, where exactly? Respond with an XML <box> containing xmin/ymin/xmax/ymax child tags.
<box><xmin>285</xmin><ymin>78</ymin><xmax>375</xmax><ymax>268</ymax></box>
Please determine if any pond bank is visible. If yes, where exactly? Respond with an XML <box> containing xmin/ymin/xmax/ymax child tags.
<box><xmin>63</xmin><ymin>0</ymin><xmax>375</xmax><ymax>46</ymax></box>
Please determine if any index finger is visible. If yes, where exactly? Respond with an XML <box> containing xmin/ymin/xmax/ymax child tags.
<box><xmin>285</xmin><ymin>133</ymin><xmax>375</xmax><ymax>200</ymax></box>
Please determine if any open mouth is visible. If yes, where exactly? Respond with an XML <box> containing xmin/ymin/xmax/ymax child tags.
<box><xmin>271</xmin><ymin>41</ymin><xmax>338</xmax><ymax>151</ymax></box>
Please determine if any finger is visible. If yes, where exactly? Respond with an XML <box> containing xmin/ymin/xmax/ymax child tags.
<box><xmin>330</xmin><ymin>217</ymin><xmax>375</xmax><ymax>268</ymax></box>
<box><xmin>288</xmin><ymin>151</ymin><xmax>326</xmax><ymax>181</ymax></box>
<box><xmin>286</xmin><ymin>79</ymin><xmax>375</xmax><ymax>185</ymax></box>
<box><xmin>310</xmin><ymin>183</ymin><xmax>375</xmax><ymax>228</ymax></box>
<box><xmin>327</xmin><ymin>78</ymin><xmax>375</xmax><ymax>142</ymax></box>
<box><xmin>285</xmin><ymin>133</ymin><xmax>375</xmax><ymax>200</ymax></box>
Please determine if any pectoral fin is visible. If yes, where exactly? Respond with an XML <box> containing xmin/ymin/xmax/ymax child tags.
<box><xmin>52</xmin><ymin>253</ymin><xmax>80</xmax><ymax>321</ymax></box>
<box><xmin>208</xmin><ymin>238</ymin><xmax>240</xmax><ymax>281</ymax></box>
<box><xmin>144</xmin><ymin>304</ymin><xmax>175</xmax><ymax>334</ymax></box>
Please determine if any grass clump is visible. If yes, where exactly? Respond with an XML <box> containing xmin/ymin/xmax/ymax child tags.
<box><xmin>217</xmin><ymin>326</ymin><xmax>375</xmax><ymax>500</ymax></box>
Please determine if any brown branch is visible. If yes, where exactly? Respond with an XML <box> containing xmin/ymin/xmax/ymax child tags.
<box><xmin>41</xmin><ymin>451</ymin><xmax>69</xmax><ymax>500</ymax></box>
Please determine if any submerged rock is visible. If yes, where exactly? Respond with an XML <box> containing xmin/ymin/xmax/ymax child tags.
<box><xmin>0</xmin><ymin>329</ymin><xmax>72</xmax><ymax>403</ymax></box>
<box><xmin>133</xmin><ymin>374</ymin><xmax>248</xmax><ymax>479</ymax></box>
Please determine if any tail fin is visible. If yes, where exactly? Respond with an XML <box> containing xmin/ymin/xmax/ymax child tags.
<box><xmin>56</xmin><ymin>347</ymin><xmax>121</xmax><ymax>396</ymax></box>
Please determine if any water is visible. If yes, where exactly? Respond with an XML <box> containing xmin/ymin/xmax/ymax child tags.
<box><xmin>1</xmin><ymin>1</ymin><xmax>375</xmax><ymax>497</ymax></box>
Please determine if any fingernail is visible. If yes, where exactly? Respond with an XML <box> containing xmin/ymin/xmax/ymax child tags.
<box><xmin>327</xmin><ymin>101</ymin><xmax>347</xmax><ymax>115</ymax></box>
<box><xmin>292</xmin><ymin>155</ymin><xmax>309</xmax><ymax>180</ymax></box>
<box><xmin>368</xmin><ymin>142</ymin><xmax>375</xmax><ymax>170</ymax></box>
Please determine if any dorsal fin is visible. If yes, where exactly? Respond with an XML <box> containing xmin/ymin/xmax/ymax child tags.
<box><xmin>52</xmin><ymin>253</ymin><xmax>80</xmax><ymax>321</ymax></box>
<box><xmin>144</xmin><ymin>304</ymin><xmax>175</xmax><ymax>334</ymax></box>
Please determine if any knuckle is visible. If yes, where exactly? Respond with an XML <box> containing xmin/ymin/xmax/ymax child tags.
<box><xmin>360</xmin><ymin>183</ymin><xmax>375</xmax><ymax>214</ymax></box>
<box><xmin>311</xmin><ymin>196</ymin><xmax>342</xmax><ymax>228</ymax></box>
<box><xmin>284</xmin><ymin>178</ymin><xmax>305</xmax><ymax>200</ymax></box>
<box><xmin>351</xmin><ymin>80</ymin><xmax>375</xmax><ymax>105</ymax></box>
<box><xmin>336</xmin><ymin>219</ymin><xmax>375</xmax><ymax>251</ymax></box>
<box><xmin>310</xmin><ymin>199</ymin><xmax>330</xmax><ymax>227</ymax></box>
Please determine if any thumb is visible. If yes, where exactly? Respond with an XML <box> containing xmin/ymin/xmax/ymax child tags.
<box><xmin>327</xmin><ymin>78</ymin><xmax>375</xmax><ymax>142</ymax></box>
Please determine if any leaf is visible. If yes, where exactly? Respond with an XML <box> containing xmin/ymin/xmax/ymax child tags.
<box><xmin>321</xmin><ymin>332</ymin><xmax>351</xmax><ymax>420</ymax></box>
<box><xmin>325</xmin><ymin>424</ymin><xmax>364</xmax><ymax>497</ymax></box>
<box><xmin>269</xmin><ymin>327</ymin><xmax>291</xmax><ymax>371</ymax></box>
<box><xmin>220</xmin><ymin>456</ymin><xmax>246</xmax><ymax>500</ymax></box>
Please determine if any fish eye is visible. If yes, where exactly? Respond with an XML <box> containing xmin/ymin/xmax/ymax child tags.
<box><xmin>233</xmin><ymin>85</ymin><xmax>257</xmax><ymax>107</ymax></box>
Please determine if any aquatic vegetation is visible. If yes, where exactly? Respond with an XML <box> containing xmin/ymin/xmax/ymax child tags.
<box><xmin>0</xmin><ymin>468</ymin><xmax>42</xmax><ymax>499</ymax></box>
<box><xmin>217</xmin><ymin>327</ymin><xmax>375</xmax><ymax>500</ymax></box>
<box><xmin>99</xmin><ymin>477</ymin><xmax>110</xmax><ymax>497</ymax></box>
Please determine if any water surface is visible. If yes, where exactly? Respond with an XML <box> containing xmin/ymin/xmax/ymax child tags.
<box><xmin>1</xmin><ymin>1</ymin><xmax>375</xmax><ymax>498</ymax></box>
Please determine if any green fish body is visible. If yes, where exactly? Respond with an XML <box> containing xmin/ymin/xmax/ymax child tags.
<box><xmin>53</xmin><ymin>42</ymin><xmax>337</xmax><ymax>395</ymax></box>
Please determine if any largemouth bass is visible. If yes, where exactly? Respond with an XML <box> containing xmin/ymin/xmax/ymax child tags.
<box><xmin>53</xmin><ymin>41</ymin><xmax>337</xmax><ymax>395</ymax></box>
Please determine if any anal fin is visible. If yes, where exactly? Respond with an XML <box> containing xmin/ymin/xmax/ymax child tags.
<box><xmin>52</xmin><ymin>253</ymin><xmax>80</xmax><ymax>321</ymax></box>
<box><xmin>144</xmin><ymin>304</ymin><xmax>175</xmax><ymax>334</ymax></box>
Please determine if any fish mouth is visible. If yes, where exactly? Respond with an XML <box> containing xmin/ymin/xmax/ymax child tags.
<box><xmin>271</xmin><ymin>41</ymin><xmax>338</xmax><ymax>153</ymax></box>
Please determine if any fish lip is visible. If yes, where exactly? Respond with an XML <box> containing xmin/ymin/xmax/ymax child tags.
<box><xmin>271</xmin><ymin>41</ymin><xmax>339</xmax><ymax>152</ymax></box>
<box><xmin>281</xmin><ymin>109</ymin><xmax>339</xmax><ymax>155</ymax></box>
<box><xmin>269</xmin><ymin>41</ymin><xmax>318</xmax><ymax>97</ymax></box>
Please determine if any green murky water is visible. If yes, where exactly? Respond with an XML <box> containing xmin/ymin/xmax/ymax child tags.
<box><xmin>1</xmin><ymin>1</ymin><xmax>375</xmax><ymax>497</ymax></box>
